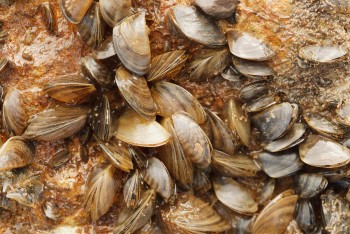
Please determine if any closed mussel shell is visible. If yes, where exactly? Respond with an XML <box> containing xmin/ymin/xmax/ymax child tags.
<box><xmin>90</xmin><ymin>95</ymin><xmax>114</xmax><ymax>141</ymax></box>
<box><xmin>167</xmin><ymin>5</ymin><xmax>226</xmax><ymax>47</ymax></box>
<box><xmin>115</xmin><ymin>66</ymin><xmax>156</xmax><ymax>121</ymax></box>
<box><xmin>113</xmin><ymin>12</ymin><xmax>151</xmax><ymax>76</ymax></box>
<box><xmin>151</xmin><ymin>81</ymin><xmax>207</xmax><ymax>124</ymax></box>
<box><xmin>22</xmin><ymin>105</ymin><xmax>89</xmax><ymax>141</ymax></box>
<box><xmin>299</xmin><ymin>45</ymin><xmax>347</xmax><ymax>63</ymax></box>
<box><xmin>238</xmin><ymin>81</ymin><xmax>269</xmax><ymax>103</ymax></box>
<box><xmin>295</xmin><ymin>173</ymin><xmax>328</xmax><ymax>198</ymax></box>
<box><xmin>299</xmin><ymin>134</ymin><xmax>350</xmax><ymax>168</ymax></box>
<box><xmin>81</xmin><ymin>55</ymin><xmax>114</xmax><ymax>87</ymax></box>
<box><xmin>252</xmin><ymin>190</ymin><xmax>298</xmax><ymax>234</ymax></box>
<box><xmin>100</xmin><ymin>0</ymin><xmax>131</xmax><ymax>27</ymax></box>
<box><xmin>59</xmin><ymin>0</ymin><xmax>93</xmax><ymax>24</ymax></box>
<box><xmin>3</xmin><ymin>88</ymin><xmax>27</xmax><ymax>136</ymax></box>
<box><xmin>257</xmin><ymin>178</ymin><xmax>275</xmax><ymax>205</ymax></box>
<box><xmin>245</xmin><ymin>92</ymin><xmax>281</xmax><ymax>113</ymax></box>
<box><xmin>123</xmin><ymin>169</ymin><xmax>141</xmax><ymax>208</ymax></box>
<box><xmin>172</xmin><ymin>112</ymin><xmax>212</xmax><ymax>169</ymax></box>
<box><xmin>114</xmin><ymin>109</ymin><xmax>170</xmax><ymax>147</ymax></box>
<box><xmin>142</xmin><ymin>157</ymin><xmax>174</xmax><ymax>200</ymax></box>
<box><xmin>233</xmin><ymin>56</ymin><xmax>273</xmax><ymax>78</ymax></box>
<box><xmin>195</xmin><ymin>0</ymin><xmax>239</xmax><ymax>18</ymax></box>
<box><xmin>257</xmin><ymin>150</ymin><xmax>304</xmax><ymax>178</ymax></box>
<box><xmin>43</xmin><ymin>74</ymin><xmax>96</xmax><ymax>104</ymax></box>
<box><xmin>227</xmin><ymin>30</ymin><xmax>275</xmax><ymax>61</ymax></box>
<box><xmin>213</xmin><ymin>177</ymin><xmax>258</xmax><ymax>215</ymax></box>
<box><xmin>0</xmin><ymin>136</ymin><xmax>35</xmax><ymax>171</ymax></box>
<box><xmin>161</xmin><ymin>193</ymin><xmax>231</xmax><ymax>233</ymax></box>
<box><xmin>47</xmin><ymin>149</ymin><xmax>71</xmax><ymax>168</ymax></box>
<box><xmin>77</xmin><ymin>2</ymin><xmax>105</xmax><ymax>48</ymax></box>
<box><xmin>92</xmin><ymin>36</ymin><xmax>117</xmax><ymax>60</ymax></box>
<box><xmin>294</xmin><ymin>200</ymin><xmax>316</xmax><ymax>233</ymax></box>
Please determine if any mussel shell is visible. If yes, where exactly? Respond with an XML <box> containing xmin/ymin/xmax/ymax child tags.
<box><xmin>0</xmin><ymin>136</ymin><xmax>35</xmax><ymax>171</ymax></box>
<box><xmin>294</xmin><ymin>200</ymin><xmax>316</xmax><ymax>233</ymax></box>
<box><xmin>92</xmin><ymin>36</ymin><xmax>117</xmax><ymax>60</ymax></box>
<box><xmin>264</xmin><ymin>123</ymin><xmax>307</xmax><ymax>152</ymax></box>
<box><xmin>100</xmin><ymin>0</ymin><xmax>131</xmax><ymax>27</ymax></box>
<box><xmin>238</xmin><ymin>81</ymin><xmax>269</xmax><ymax>103</ymax></box>
<box><xmin>205</xmin><ymin>109</ymin><xmax>235</xmax><ymax>155</ymax></box>
<box><xmin>142</xmin><ymin>157</ymin><xmax>174</xmax><ymax>200</ymax></box>
<box><xmin>295</xmin><ymin>173</ymin><xmax>328</xmax><ymax>198</ymax></box>
<box><xmin>172</xmin><ymin>112</ymin><xmax>212</xmax><ymax>169</ymax></box>
<box><xmin>3</xmin><ymin>88</ymin><xmax>27</xmax><ymax>136</ymax></box>
<box><xmin>227</xmin><ymin>31</ymin><xmax>275</xmax><ymax>61</ymax></box>
<box><xmin>151</xmin><ymin>81</ymin><xmax>207</xmax><ymax>124</ymax></box>
<box><xmin>114</xmin><ymin>109</ymin><xmax>170</xmax><ymax>147</ymax></box>
<box><xmin>244</xmin><ymin>92</ymin><xmax>281</xmax><ymax>113</ymax></box>
<box><xmin>43</xmin><ymin>74</ymin><xmax>96</xmax><ymax>104</ymax></box>
<box><xmin>167</xmin><ymin>5</ymin><xmax>226</xmax><ymax>47</ymax></box>
<box><xmin>195</xmin><ymin>0</ymin><xmax>238</xmax><ymax>18</ymax></box>
<box><xmin>336</xmin><ymin>101</ymin><xmax>350</xmax><ymax>126</ymax></box>
<box><xmin>188</xmin><ymin>48</ymin><xmax>230</xmax><ymax>80</ymax></box>
<box><xmin>77</xmin><ymin>2</ymin><xmax>105</xmax><ymax>48</ymax></box>
<box><xmin>0</xmin><ymin>56</ymin><xmax>8</xmax><ymax>72</ymax></box>
<box><xmin>257</xmin><ymin>178</ymin><xmax>275</xmax><ymax>205</ymax></box>
<box><xmin>147</xmin><ymin>50</ymin><xmax>187</xmax><ymax>82</ymax></box>
<box><xmin>213</xmin><ymin>177</ymin><xmax>258</xmax><ymax>215</ymax></box>
<box><xmin>47</xmin><ymin>149</ymin><xmax>70</xmax><ymax>168</ymax></box>
<box><xmin>224</xmin><ymin>98</ymin><xmax>251</xmax><ymax>147</ymax></box>
<box><xmin>193</xmin><ymin>169</ymin><xmax>212</xmax><ymax>195</ymax></box>
<box><xmin>123</xmin><ymin>170</ymin><xmax>141</xmax><ymax>208</ymax></box>
<box><xmin>252</xmin><ymin>102</ymin><xmax>296</xmax><ymax>141</ymax></box>
<box><xmin>81</xmin><ymin>55</ymin><xmax>114</xmax><ymax>87</ymax></box>
<box><xmin>41</xmin><ymin>2</ymin><xmax>55</xmax><ymax>32</ymax></box>
<box><xmin>113</xmin><ymin>12</ymin><xmax>151</xmax><ymax>76</ymax></box>
<box><xmin>233</xmin><ymin>56</ymin><xmax>273</xmax><ymax>78</ymax></box>
<box><xmin>161</xmin><ymin>193</ymin><xmax>231</xmax><ymax>233</ymax></box>
<box><xmin>299</xmin><ymin>45</ymin><xmax>347</xmax><ymax>63</ymax></box>
<box><xmin>115</xmin><ymin>66</ymin><xmax>156</xmax><ymax>121</ymax></box>
<box><xmin>90</xmin><ymin>95</ymin><xmax>114</xmax><ymax>141</ymax></box>
<box><xmin>252</xmin><ymin>190</ymin><xmax>298</xmax><ymax>234</ymax></box>
<box><xmin>257</xmin><ymin>150</ymin><xmax>304</xmax><ymax>178</ymax></box>
<box><xmin>299</xmin><ymin>134</ymin><xmax>350</xmax><ymax>168</ymax></box>
<box><xmin>59</xmin><ymin>0</ymin><xmax>93</xmax><ymax>24</ymax></box>
<box><xmin>221</xmin><ymin>65</ymin><xmax>241</xmax><ymax>82</ymax></box>
<box><xmin>22</xmin><ymin>105</ymin><xmax>89</xmax><ymax>141</ymax></box>
<box><xmin>212</xmin><ymin>150</ymin><xmax>260</xmax><ymax>177</ymax></box>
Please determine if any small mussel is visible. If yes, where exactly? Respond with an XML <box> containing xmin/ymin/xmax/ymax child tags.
<box><xmin>59</xmin><ymin>0</ymin><xmax>93</xmax><ymax>24</ymax></box>
<box><xmin>238</xmin><ymin>81</ymin><xmax>269</xmax><ymax>103</ymax></box>
<box><xmin>40</xmin><ymin>2</ymin><xmax>55</xmax><ymax>32</ymax></box>
<box><xmin>244</xmin><ymin>92</ymin><xmax>281</xmax><ymax>113</ymax></box>
<box><xmin>47</xmin><ymin>149</ymin><xmax>71</xmax><ymax>168</ymax></box>
<box><xmin>92</xmin><ymin>36</ymin><xmax>118</xmax><ymax>60</ymax></box>
<box><xmin>192</xmin><ymin>169</ymin><xmax>212</xmax><ymax>195</ymax></box>
<box><xmin>167</xmin><ymin>5</ymin><xmax>226</xmax><ymax>47</ymax></box>
<box><xmin>113</xmin><ymin>12</ymin><xmax>151</xmax><ymax>76</ymax></box>
<box><xmin>299</xmin><ymin>45</ymin><xmax>347</xmax><ymax>63</ymax></box>
<box><xmin>295</xmin><ymin>173</ymin><xmax>328</xmax><ymax>198</ymax></box>
<box><xmin>227</xmin><ymin>30</ymin><xmax>275</xmax><ymax>61</ymax></box>
<box><xmin>233</xmin><ymin>56</ymin><xmax>273</xmax><ymax>78</ymax></box>
<box><xmin>123</xmin><ymin>170</ymin><xmax>141</xmax><ymax>208</ymax></box>
<box><xmin>81</xmin><ymin>55</ymin><xmax>114</xmax><ymax>87</ymax></box>
<box><xmin>195</xmin><ymin>0</ymin><xmax>239</xmax><ymax>18</ymax></box>
<box><xmin>90</xmin><ymin>95</ymin><xmax>114</xmax><ymax>141</ymax></box>
<box><xmin>0</xmin><ymin>57</ymin><xmax>8</xmax><ymax>72</ymax></box>
<box><xmin>294</xmin><ymin>200</ymin><xmax>316</xmax><ymax>233</ymax></box>
<box><xmin>100</xmin><ymin>0</ymin><xmax>131</xmax><ymax>27</ymax></box>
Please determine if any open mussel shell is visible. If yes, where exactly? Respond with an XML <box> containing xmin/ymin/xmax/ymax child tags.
<box><xmin>84</xmin><ymin>164</ymin><xmax>119</xmax><ymax>221</ymax></box>
<box><xmin>0</xmin><ymin>136</ymin><xmax>35</xmax><ymax>171</ymax></box>
<box><xmin>157</xmin><ymin>118</ymin><xmax>193</xmax><ymax>187</ymax></box>
<box><xmin>224</xmin><ymin>98</ymin><xmax>251</xmax><ymax>147</ymax></box>
<box><xmin>324</xmin><ymin>0</ymin><xmax>350</xmax><ymax>13</ymax></box>
<box><xmin>213</xmin><ymin>177</ymin><xmax>258</xmax><ymax>215</ymax></box>
<box><xmin>151</xmin><ymin>81</ymin><xmax>207</xmax><ymax>124</ymax></box>
<box><xmin>252</xmin><ymin>102</ymin><xmax>297</xmax><ymax>141</ymax></box>
<box><xmin>81</xmin><ymin>55</ymin><xmax>114</xmax><ymax>87</ymax></box>
<box><xmin>115</xmin><ymin>66</ymin><xmax>156</xmax><ymax>121</ymax></box>
<box><xmin>212</xmin><ymin>150</ymin><xmax>260</xmax><ymax>177</ymax></box>
<box><xmin>299</xmin><ymin>45</ymin><xmax>347</xmax><ymax>63</ymax></box>
<box><xmin>114</xmin><ymin>189</ymin><xmax>156</xmax><ymax>233</ymax></box>
<box><xmin>294</xmin><ymin>200</ymin><xmax>316</xmax><ymax>233</ymax></box>
<box><xmin>59</xmin><ymin>0</ymin><xmax>93</xmax><ymax>24</ymax></box>
<box><xmin>167</xmin><ymin>5</ymin><xmax>226</xmax><ymax>47</ymax></box>
<box><xmin>188</xmin><ymin>48</ymin><xmax>230</xmax><ymax>80</ymax></box>
<box><xmin>238</xmin><ymin>81</ymin><xmax>269</xmax><ymax>103</ymax></box>
<box><xmin>295</xmin><ymin>173</ymin><xmax>328</xmax><ymax>198</ymax></box>
<box><xmin>161</xmin><ymin>193</ymin><xmax>231</xmax><ymax>233</ymax></box>
<box><xmin>113</xmin><ymin>12</ymin><xmax>151</xmax><ymax>76</ymax></box>
<box><xmin>77</xmin><ymin>2</ymin><xmax>105</xmax><ymax>48</ymax></box>
<box><xmin>245</xmin><ymin>92</ymin><xmax>281</xmax><ymax>113</ymax></box>
<box><xmin>205</xmin><ymin>108</ymin><xmax>235</xmax><ymax>155</ymax></box>
<box><xmin>115</xmin><ymin>109</ymin><xmax>170</xmax><ymax>147</ymax></box>
<box><xmin>147</xmin><ymin>50</ymin><xmax>187</xmax><ymax>82</ymax></box>
<box><xmin>43</xmin><ymin>74</ymin><xmax>96</xmax><ymax>104</ymax></box>
<box><xmin>227</xmin><ymin>31</ymin><xmax>275</xmax><ymax>61</ymax></box>
<box><xmin>141</xmin><ymin>157</ymin><xmax>174</xmax><ymax>200</ymax></box>
<box><xmin>22</xmin><ymin>105</ymin><xmax>89</xmax><ymax>141</ymax></box>
<box><xmin>304</xmin><ymin>112</ymin><xmax>346</xmax><ymax>139</ymax></box>
<box><xmin>92</xmin><ymin>36</ymin><xmax>117</xmax><ymax>60</ymax></box>
<box><xmin>172</xmin><ymin>112</ymin><xmax>212</xmax><ymax>169</ymax></box>
<box><xmin>100</xmin><ymin>0</ymin><xmax>131</xmax><ymax>27</ymax></box>
<box><xmin>299</xmin><ymin>134</ymin><xmax>350</xmax><ymax>168</ymax></box>
<box><xmin>3</xmin><ymin>88</ymin><xmax>27</xmax><ymax>136</ymax></box>
<box><xmin>90</xmin><ymin>95</ymin><xmax>114</xmax><ymax>141</ymax></box>
<box><xmin>257</xmin><ymin>150</ymin><xmax>304</xmax><ymax>178</ymax></box>
<box><xmin>233</xmin><ymin>56</ymin><xmax>273</xmax><ymax>78</ymax></box>
<box><xmin>95</xmin><ymin>136</ymin><xmax>133</xmax><ymax>172</ymax></box>
<box><xmin>123</xmin><ymin>169</ymin><xmax>141</xmax><ymax>208</ymax></box>
<box><xmin>195</xmin><ymin>0</ymin><xmax>238</xmax><ymax>18</ymax></box>
<box><xmin>252</xmin><ymin>190</ymin><xmax>298</xmax><ymax>234</ymax></box>
<box><xmin>264</xmin><ymin>123</ymin><xmax>307</xmax><ymax>152</ymax></box>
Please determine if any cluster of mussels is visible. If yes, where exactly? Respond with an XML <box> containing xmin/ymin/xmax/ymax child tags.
<box><xmin>1</xmin><ymin>0</ymin><xmax>350</xmax><ymax>233</ymax></box>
